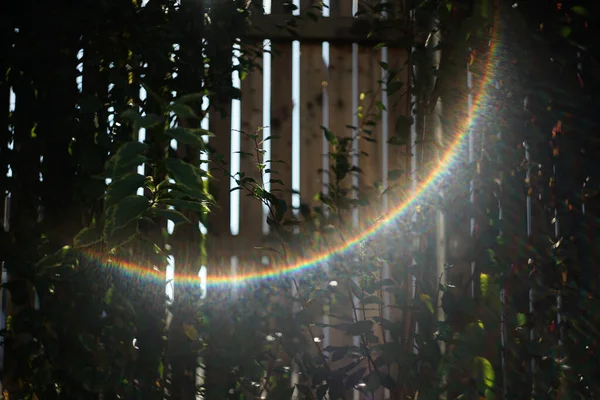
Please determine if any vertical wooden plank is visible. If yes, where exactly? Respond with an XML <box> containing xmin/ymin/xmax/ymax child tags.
<box><xmin>356</xmin><ymin>44</ymin><xmax>389</xmax><ymax>400</ymax></box>
<box><xmin>207</xmin><ymin>106</ymin><xmax>232</xmax><ymax>273</ymax></box>
<box><xmin>357</xmin><ymin>44</ymin><xmax>383</xmax><ymax>225</ymax></box>
<box><xmin>322</xmin><ymin>5</ymin><xmax>359</xmax><ymax>394</ymax></box>
<box><xmin>296</xmin><ymin>0</ymin><xmax>327</xmax><ymax>368</ymax></box>
<box><xmin>269</xmin><ymin>1</ymin><xmax>294</xmax><ymax>216</ymax></box>
<box><xmin>327</xmin><ymin>0</ymin><xmax>355</xmax><ymax>213</ymax></box>
<box><xmin>386</xmin><ymin>48</ymin><xmax>411</xmax><ymax>209</ymax></box>
<box><xmin>298</xmin><ymin>40</ymin><xmax>325</xmax><ymax>207</ymax></box>
<box><xmin>239</xmin><ymin>44</ymin><xmax>265</xmax><ymax>240</ymax></box>
<box><xmin>203</xmin><ymin>0</ymin><xmax>235</xmax><ymax>277</ymax></box>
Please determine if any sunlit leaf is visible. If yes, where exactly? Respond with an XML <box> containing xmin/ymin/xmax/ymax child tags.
<box><xmin>146</xmin><ymin>208</ymin><xmax>191</xmax><ymax>226</ymax></box>
<box><xmin>36</xmin><ymin>246</ymin><xmax>72</xmax><ymax>269</ymax></box>
<box><xmin>104</xmin><ymin>195</ymin><xmax>150</xmax><ymax>236</ymax></box>
<box><xmin>165</xmin><ymin>157</ymin><xmax>207</xmax><ymax>196</ymax></box>
<box><xmin>104</xmin><ymin>142</ymin><xmax>149</xmax><ymax>179</ymax></box>
<box><xmin>165</xmin><ymin>127</ymin><xmax>212</xmax><ymax>148</ymax></box>
<box><xmin>480</xmin><ymin>273</ymin><xmax>489</xmax><ymax>297</ymax></box>
<box><xmin>106</xmin><ymin>173</ymin><xmax>147</xmax><ymax>207</ymax></box>
<box><xmin>419</xmin><ymin>293</ymin><xmax>434</xmax><ymax>314</ymax></box>
<box><xmin>182</xmin><ymin>323</ymin><xmax>199</xmax><ymax>340</ymax></box>
<box><xmin>473</xmin><ymin>356</ymin><xmax>495</xmax><ymax>397</ymax></box>
<box><xmin>73</xmin><ymin>227</ymin><xmax>103</xmax><ymax>248</ymax></box>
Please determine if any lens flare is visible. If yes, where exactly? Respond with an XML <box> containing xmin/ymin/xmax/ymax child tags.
<box><xmin>81</xmin><ymin>11</ymin><xmax>500</xmax><ymax>293</ymax></box>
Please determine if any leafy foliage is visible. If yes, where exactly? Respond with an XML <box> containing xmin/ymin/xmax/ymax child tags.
<box><xmin>2</xmin><ymin>0</ymin><xmax>600</xmax><ymax>399</ymax></box>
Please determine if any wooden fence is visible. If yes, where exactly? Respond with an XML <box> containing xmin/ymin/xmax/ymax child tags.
<box><xmin>0</xmin><ymin>0</ymin><xmax>440</xmax><ymax>397</ymax></box>
<box><xmin>3</xmin><ymin>0</ymin><xmax>597</xmax><ymax>397</ymax></box>
<box><xmin>204</xmin><ymin>1</ymin><xmax>411</xmax><ymax>278</ymax></box>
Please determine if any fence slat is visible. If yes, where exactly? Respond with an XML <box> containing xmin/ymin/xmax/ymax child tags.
<box><xmin>269</xmin><ymin>48</ymin><xmax>293</xmax><ymax>215</ymax></box>
<box><xmin>207</xmin><ymin>106</ymin><xmax>232</xmax><ymax>269</ymax></box>
<box><xmin>327</xmin><ymin>1</ymin><xmax>354</xmax><ymax>209</ymax></box>
<box><xmin>239</xmin><ymin>45</ymin><xmax>265</xmax><ymax>240</ymax></box>
<box><xmin>357</xmin><ymin>44</ymin><xmax>383</xmax><ymax>221</ymax></box>
<box><xmin>299</xmin><ymin>42</ymin><xmax>325</xmax><ymax>208</ymax></box>
<box><xmin>386</xmin><ymin>47</ymin><xmax>410</xmax><ymax>209</ymax></box>
<box><xmin>322</xmin><ymin>1</ymin><xmax>358</xmax><ymax>379</ymax></box>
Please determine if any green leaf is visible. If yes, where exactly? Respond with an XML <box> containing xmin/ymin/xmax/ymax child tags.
<box><xmin>104</xmin><ymin>142</ymin><xmax>149</xmax><ymax>179</ymax></box>
<box><xmin>161</xmin><ymin>198</ymin><xmax>210</xmax><ymax>214</ymax></box>
<box><xmin>104</xmin><ymin>195</ymin><xmax>150</xmax><ymax>236</ymax></box>
<box><xmin>387</xmin><ymin>136</ymin><xmax>407</xmax><ymax>146</ymax></box>
<box><xmin>322</xmin><ymin>126</ymin><xmax>338</xmax><ymax>145</ymax></box>
<box><xmin>165</xmin><ymin>157</ymin><xmax>207</xmax><ymax>196</ymax></box>
<box><xmin>308</xmin><ymin>288</ymin><xmax>329</xmax><ymax>302</ymax></box>
<box><xmin>141</xmin><ymin>84</ymin><xmax>167</xmax><ymax>108</ymax></box>
<box><xmin>146</xmin><ymin>207</ymin><xmax>191</xmax><ymax>225</ymax></box>
<box><xmin>307</xmin><ymin>11</ymin><xmax>319</xmax><ymax>22</ymax></box>
<box><xmin>182</xmin><ymin>323</ymin><xmax>199</xmax><ymax>340</ymax></box>
<box><xmin>378</xmin><ymin>372</ymin><xmax>397</xmax><ymax>390</ymax></box>
<box><xmin>105</xmin><ymin>219</ymin><xmax>139</xmax><ymax>250</ymax></box>
<box><xmin>388</xmin><ymin>169</ymin><xmax>404</xmax><ymax>181</ymax></box>
<box><xmin>345</xmin><ymin>367</ymin><xmax>366</xmax><ymax>389</ymax></box>
<box><xmin>346</xmin><ymin>320</ymin><xmax>374</xmax><ymax>336</ymax></box>
<box><xmin>121</xmin><ymin>108</ymin><xmax>143</xmax><ymax>127</ymax></box>
<box><xmin>73</xmin><ymin>227</ymin><xmax>103</xmax><ymax>248</ymax></box>
<box><xmin>395</xmin><ymin>115</ymin><xmax>411</xmax><ymax>139</ymax></box>
<box><xmin>516</xmin><ymin>313</ymin><xmax>526</xmax><ymax>327</ymax></box>
<box><xmin>419</xmin><ymin>293</ymin><xmax>434</xmax><ymax>314</ymax></box>
<box><xmin>473</xmin><ymin>356</ymin><xmax>495</xmax><ymax>397</ymax></box>
<box><xmin>332</xmin><ymin>346</ymin><xmax>348</xmax><ymax>362</ymax></box>
<box><xmin>36</xmin><ymin>246</ymin><xmax>72</xmax><ymax>269</ymax></box>
<box><xmin>176</xmin><ymin>92</ymin><xmax>209</xmax><ymax>105</ymax></box>
<box><xmin>480</xmin><ymin>273</ymin><xmax>489</xmax><ymax>297</ymax></box>
<box><xmin>169</xmin><ymin>103</ymin><xmax>201</xmax><ymax>120</ymax></box>
<box><xmin>387</xmin><ymin>80</ymin><xmax>403</xmax><ymax>96</ymax></box>
<box><xmin>105</xmin><ymin>284</ymin><xmax>114</xmax><ymax>305</ymax></box>
<box><xmin>106</xmin><ymin>173</ymin><xmax>147</xmax><ymax>206</ymax></box>
<box><xmin>158</xmin><ymin>361</ymin><xmax>165</xmax><ymax>379</ymax></box>
<box><xmin>361</xmin><ymin>295</ymin><xmax>384</xmax><ymax>305</ymax></box>
<box><xmin>571</xmin><ymin>5</ymin><xmax>590</xmax><ymax>18</ymax></box>
<box><xmin>364</xmin><ymin>372</ymin><xmax>381</xmax><ymax>392</ymax></box>
<box><xmin>165</xmin><ymin>127</ymin><xmax>212</xmax><ymax>149</ymax></box>
<box><xmin>140</xmin><ymin>114</ymin><xmax>163</xmax><ymax>129</ymax></box>
<box><xmin>559</xmin><ymin>26</ymin><xmax>572</xmax><ymax>38</ymax></box>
